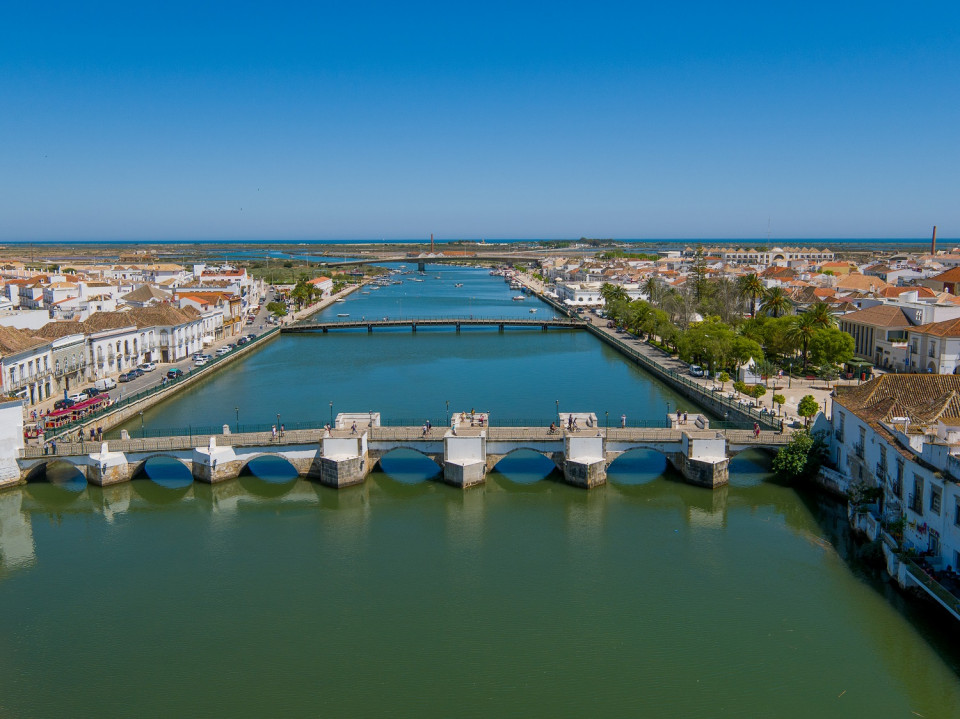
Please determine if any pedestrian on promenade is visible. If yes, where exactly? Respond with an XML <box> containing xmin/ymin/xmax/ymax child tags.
<box><xmin>421</xmin><ymin>424</ymin><xmax>428</xmax><ymax>437</ymax></box>
<box><xmin>351</xmin><ymin>422</ymin><xmax>358</xmax><ymax>435</ymax></box>
<box><xmin>572</xmin><ymin>417</ymin><xmax>579</xmax><ymax>431</ymax></box>
<box><xmin>753</xmin><ymin>422</ymin><xmax>761</xmax><ymax>439</ymax></box>
<box><xmin>620</xmin><ymin>414</ymin><xmax>626</xmax><ymax>429</ymax></box>
<box><xmin>271</xmin><ymin>425</ymin><xmax>277</xmax><ymax>441</ymax></box>
<box><xmin>50</xmin><ymin>439</ymin><xmax>57</xmax><ymax>455</ymax></box>
<box><xmin>683</xmin><ymin>412</ymin><xmax>688</xmax><ymax>425</ymax></box>
<box><xmin>676</xmin><ymin>409</ymin><xmax>682</xmax><ymax>423</ymax></box>
<box><xmin>324</xmin><ymin>423</ymin><xmax>331</xmax><ymax>436</ymax></box>
<box><xmin>280</xmin><ymin>423</ymin><xmax>285</xmax><ymax>438</ymax></box>
<box><xmin>426</xmin><ymin>420</ymin><xmax>431</xmax><ymax>432</ymax></box>
<box><xmin>90</xmin><ymin>428</ymin><xmax>96</xmax><ymax>441</ymax></box>
<box><xmin>567</xmin><ymin>414</ymin><xmax>573</xmax><ymax>430</ymax></box>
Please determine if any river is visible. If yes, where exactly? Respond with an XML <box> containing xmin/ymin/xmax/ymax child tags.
<box><xmin>2</xmin><ymin>264</ymin><xmax>960</xmax><ymax>717</ymax></box>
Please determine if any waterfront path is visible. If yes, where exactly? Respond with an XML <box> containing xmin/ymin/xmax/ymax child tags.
<box><xmin>511</xmin><ymin>271</ymin><xmax>836</xmax><ymax>427</ymax></box>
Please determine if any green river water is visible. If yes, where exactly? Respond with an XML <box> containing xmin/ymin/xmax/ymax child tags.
<box><xmin>1</xmin><ymin>265</ymin><xmax>959</xmax><ymax>717</ymax></box>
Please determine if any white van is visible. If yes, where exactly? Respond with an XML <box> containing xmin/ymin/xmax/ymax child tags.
<box><xmin>94</xmin><ymin>377</ymin><xmax>117</xmax><ymax>391</ymax></box>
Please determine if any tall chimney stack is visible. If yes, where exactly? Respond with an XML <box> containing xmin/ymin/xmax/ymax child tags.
<box><xmin>932</xmin><ymin>225</ymin><xmax>938</xmax><ymax>255</ymax></box>
<box><xmin>430</xmin><ymin>233</ymin><xmax>434</xmax><ymax>254</ymax></box>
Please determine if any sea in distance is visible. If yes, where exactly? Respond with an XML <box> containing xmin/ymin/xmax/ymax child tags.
<box><xmin>3</xmin><ymin>266</ymin><xmax>960</xmax><ymax>717</ymax></box>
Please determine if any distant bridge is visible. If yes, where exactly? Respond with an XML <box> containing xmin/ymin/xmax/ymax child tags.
<box><xmin>282</xmin><ymin>316</ymin><xmax>588</xmax><ymax>333</ymax></box>
<box><xmin>15</xmin><ymin>421</ymin><xmax>791</xmax><ymax>492</ymax></box>
<box><xmin>321</xmin><ymin>253</ymin><xmax>545</xmax><ymax>268</ymax></box>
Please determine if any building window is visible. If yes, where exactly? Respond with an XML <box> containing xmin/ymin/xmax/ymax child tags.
<box><xmin>931</xmin><ymin>486</ymin><xmax>942</xmax><ymax>515</ymax></box>
<box><xmin>910</xmin><ymin>475</ymin><xmax>924</xmax><ymax>514</ymax></box>
<box><xmin>895</xmin><ymin>460</ymin><xmax>904</xmax><ymax>498</ymax></box>
<box><xmin>954</xmin><ymin>499</ymin><xmax>960</xmax><ymax>527</ymax></box>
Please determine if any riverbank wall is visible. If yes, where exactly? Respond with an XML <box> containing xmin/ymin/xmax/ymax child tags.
<box><xmin>527</xmin><ymin>286</ymin><xmax>780</xmax><ymax>431</ymax></box>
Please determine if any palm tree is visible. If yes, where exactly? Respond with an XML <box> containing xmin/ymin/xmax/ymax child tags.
<box><xmin>787</xmin><ymin>312</ymin><xmax>818</xmax><ymax>369</ymax></box>
<box><xmin>737</xmin><ymin>273</ymin><xmax>764</xmax><ymax>317</ymax></box>
<box><xmin>806</xmin><ymin>301</ymin><xmax>836</xmax><ymax>328</ymax></box>
<box><xmin>600</xmin><ymin>282</ymin><xmax>629</xmax><ymax>306</ymax></box>
<box><xmin>760</xmin><ymin>287</ymin><xmax>792</xmax><ymax>318</ymax></box>
<box><xmin>643</xmin><ymin>276</ymin><xmax>660</xmax><ymax>306</ymax></box>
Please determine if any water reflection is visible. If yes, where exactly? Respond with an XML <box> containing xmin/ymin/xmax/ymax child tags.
<box><xmin>376</xmin><ymin>449</ymin><xmax>442</xmax><ymax>485</ymax></box>
<box><xmin>607</xmin><ymin>449</ymin><xmax>669</xmax><ymax>485</ymax></box>
<box><xmin>489</xmin><ymin>449</ymin><xmax>559</xmax><ymax>486</ymax></box>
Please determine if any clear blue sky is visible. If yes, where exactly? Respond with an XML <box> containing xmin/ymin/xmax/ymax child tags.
<box><xmin>1</xmin><ymin>1</ymin><xmax>958</xmax><ymax>241</ymax></box>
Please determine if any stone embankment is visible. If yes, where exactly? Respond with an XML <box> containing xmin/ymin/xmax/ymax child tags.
<box><xmin>511</xmin><ymin>274</ymin><xmax>780</xmax><ymax>431</ymax></box>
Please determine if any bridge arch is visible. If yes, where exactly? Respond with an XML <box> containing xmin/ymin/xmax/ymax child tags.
<box><xmin>375</xmin><ymin>447</ymin><xmax>443</xmax><ymax>483</ymax></box>
<box><xmin>129</xmin><ymin>454</ymin><xmax>193</xmax><ymax>482</ymax></box>
<box><xmin>725</xmin><ymin>447</ymin><xmax>774</xmax><ymax>488</ymax></box>
<box><xmin>236</xmin><ymin>455</ymin><xmax>300</xmax><ymax>498</ymax></box>
<box><xmin>606</xmin><ymin>448</ymin><xmax>672</xmax><ymax>486</ymax></box>
<box><xmin>23</xmin><ymin>458</ymin><xmax>87</xmax><ymax>489</ymax></box>
<box><xmin>487</xmin><ymin>448</ymin><xmax>562</xmax><ymax>484</ymax></box>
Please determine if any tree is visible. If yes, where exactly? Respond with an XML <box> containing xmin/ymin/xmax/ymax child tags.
<box><xmin>760</xmin><ymin>286</ymin><xmax>792</xmax><ymax>318</ymax></box>
<box><xmin>797</xmin><ymin>395</ymin><xmax>820</xmax><ymax>426</ymax></box>
<box><xmin>806</xmin><ymin>301</ymin><xmax>836</xmax><ymax>328</ymax></box>
<box><xmin>772</xmin><ymin>429</ymin><xmax>827</xmax><ymax>483</ymax></box>
<box><xmin>787</xmin><ymin>313</ymin><xmax>818</xmax><ymax>369</ymax></box>
<box><xmin>751</xmin><ymin>384</ymin><xmax>767</xmax><ymax>404</ymax></box>
<box><xmin>730</xmin><ymin>336</ymin><xmax>763</xmax><ymax>371</ymax></box>
<box><xmin>808</xmin><ymin>327</ymin><xmax>854</xmax><ymax>367</ymax></box>
<box><xmin>772</xmin><ymin>393</ymin><xmax>786</xmax><ymax>415</ymax></box>
<box><xmin>691</xmin><ymin>246</ymin><xmax>708</xmax><ymax>303</ymax></box>
<box><xmin>600</xmin><ymin>282</ymin><xmax>629</xmax><ymax>306</ymax></box>
<box><xmin>733</xmin><ymin>380</ymin><xmax>747</xmax><ymax>396</ymax></box>
<box><xmin>266</xmin><ymin>301</ymin><xmax>287</xmax><ymax>317</ymax></box>
<box><xmin>737</xmin><ymin>273</ymin><xmax>764</xmax><ymax>317</ymax></box>
<box><xmin>717</xmin><ymin>371</ymin><xmax>730</xmax><ymax>391</ymax></box>
<box><xmin>643</xmin><ymin>276</ymin><xmax>660</xmax><ymax>306</ymax></box>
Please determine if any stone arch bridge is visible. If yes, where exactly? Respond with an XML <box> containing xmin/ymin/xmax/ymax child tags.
<box><xmin>14</xmin><ymin>423</ymin><xmax>790</xmax><ymax>491</ymax></box>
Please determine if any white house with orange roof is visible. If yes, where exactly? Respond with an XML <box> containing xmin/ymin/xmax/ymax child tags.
<box><xmin>308</xmin><ymin>276</ymin><xmax>334</xmax><ymax>297</ymax></box>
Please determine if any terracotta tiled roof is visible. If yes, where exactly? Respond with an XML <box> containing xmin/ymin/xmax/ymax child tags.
<box><xmin>836</xmin><ymin>375</ymin><xmax>960</xmax><ymax>434</ymax></box>
<box><xmin>877</xmin><ymin>286</ymin><xmax>936</xmax><ymax>299</ymax></box>
<box><xmin>929</xmin><ymin>267</ymin><xmax>960</xmax><ymax>283</ymax></box>
<box><xmin>911</xmin><ymin>317</ymin><xmax>960</xmax><ymax>338</ymax></box>
<box><xmin>838</xmin><ymin>304</ymin><xmax>915</xmax><ymax>328</ymax></box>
<box><xmin>0</xmin><ymin>326</ymin><xmax>47</xmax><ymax>356</ymax></box>
<box><xmin>34</xmin><ymin>321</ymin><xmax>86</xmax><ymax>338</ymax></box>
<box><xmin>122</xmin><ymin>284</ymin><xmax>172</xmax><ymax>303</ymax></box>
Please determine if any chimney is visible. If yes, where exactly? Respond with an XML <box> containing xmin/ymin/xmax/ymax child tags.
<box><xmin>932</xmin><ymin>225</ymin><xmax>938</xmax><ymax>255</ymax></box>
<box><xmin>430</xmin><ymin>233</ymin><xmax>434</xmax><ymax>254</ymax></box>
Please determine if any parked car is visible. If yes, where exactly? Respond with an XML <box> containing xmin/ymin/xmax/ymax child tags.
<box><xmin>118</xmin><ymin>372</ymin><xmax>136</xmax><ymax>382</ymax></box>
<box><xmin>216</xmin><ymin>346</ymin><xmax>230</xmax><ymax>356</ymax></box>
<box><xmin>688</xmin><ymin>365</ymin><xmax>705</xmax><ymax>378</ymax></box>
<box><xmin>86</xmin><ymin>387</ymin><xmax>101</xmax><ymax>397</ymax></box>
<box><xmin>130</xmin><ymin>368</ymin><xmax>145</xmax><ymax>378</ymax></box>
<box><xmin>94</xmin><ymin>377</ymin><xmax>117</xmax><ymax>391</ymax></box>
<box><xmin>53</xmin><ymin>398</ymin><xmax>76</xmax><ymax>410</ymax></box>
<box><xmin>237</xmin><ymin>337</ymin><xmax>249</xmax><ymax>345</ymax></box>
<box><xmin>166</xmin><ymin>368</ymin><xmax>183</xmax><ymax>379</ymax></box>
<box><xmin>194</xmin><ymin>357</ymin><xmax>208</xmax><ymax>366</ymax></box>
<box><xmin>138</xmin><ymin>362</ymin><xmax>157</xmax><ymax>372</ymax></box>
<box><xmin>68</xmin><ymin>392</ymin><xmax>88</xmax><ymax>403</ymax></box>
<box><xmin>246</xmin><ymin>333</ymin><xmax>256</xmax><ymax>340</ymax></box>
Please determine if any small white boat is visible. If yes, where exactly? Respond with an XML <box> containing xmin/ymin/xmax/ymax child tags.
<box><xmin>512</xmin><ymin>295</ymin><xmax>525</xmax><ymax>301</ymax></box>
<box><xmin>454</xmin><ymin>283</ymin><xmax>463</xmax><ymax>288</ymax></box>
<box><xmin>335</xmin><ymin>298</ymin><xmax>346</xmax><ymax>303</ymax></box>
<box><xmin>337</xmin><ymin>313</ymin><xmax>349</xmax><ymax>317</ymax></box>
<box><xmin>361</xmin><ymin>291</ymin><xmax>370</xmax><ymax>294</ymax></box>
<box><xmin>529</xmin><ymin>308</ymin><xmax>538</xmax><ymax>313</ymax></box>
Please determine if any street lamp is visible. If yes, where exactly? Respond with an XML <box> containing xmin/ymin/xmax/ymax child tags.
<box><xmin>235</xmin><ymin>406</ymin><xmax>239</xmax><ymax>434</ymax></box>
<box><xmin>445</xmin><ymin>400</ymin><xmax>449</xmax><ymax>426</ymax></box>
<box><xmin>605</xmin><ymin>411</ymin><xmax>609</xmax><ymax>438</ymax></box>
<box><xmin>788</xmin><ymin>361</ymin><xmax>792</xmax><ymax>388</ymax></box>
<box><xmin>139</xmin><ymin>411</ymin><xmax>144</xmax><ymax>438</ymax></box>
<box><xmin>276</xmin><ymin>413</ymin><xmax>281</xmax><ymax>439</ymax></box>
<box><xmin>555</xmin><ymin>399</ymin><xmax>559</xmax><ymax>420</ymax></box>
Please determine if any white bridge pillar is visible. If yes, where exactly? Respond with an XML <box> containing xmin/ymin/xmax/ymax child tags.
<box><xmin>443</xmin><ymin>431</ymin><xmax>486</xmax><ymax>488</ymax></box>
<box><xmin>564</xmin><ymin>434</ymin><xmax>606</xmax><ymax>488</ymax></box>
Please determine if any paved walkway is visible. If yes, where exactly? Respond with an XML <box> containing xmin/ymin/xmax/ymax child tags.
<box><xmin>511</xmin><ymin>270</ymin><xmax>847</xmax><ymax>425</ymax></box>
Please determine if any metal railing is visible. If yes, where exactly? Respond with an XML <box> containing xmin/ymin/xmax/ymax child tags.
<box><xmin>902</xmin><ymin>557</ymin><xmax>960</xmax><ymax>616</ymax></box>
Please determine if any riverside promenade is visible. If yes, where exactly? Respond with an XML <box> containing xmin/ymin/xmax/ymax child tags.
<box><xmin>511</xmin><ymin>272</ymin><xmax>822</xmax><ymax>430</ymax></box>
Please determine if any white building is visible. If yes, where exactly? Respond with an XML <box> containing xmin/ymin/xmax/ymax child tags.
<box><xmin>827</xmin><ymin>375</ymin><xmax>960</xmax><ymax>619</ymax></box>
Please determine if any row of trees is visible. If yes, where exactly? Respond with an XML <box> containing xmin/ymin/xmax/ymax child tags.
<box><xmin>602</xmin><ymin>284</ymin><xmax>854</xmax><ymax>378</ymax></box>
